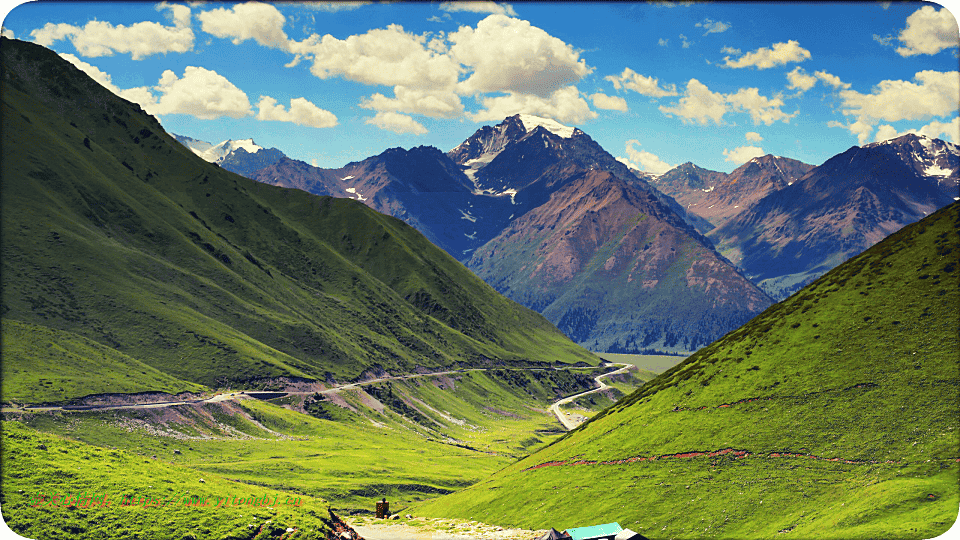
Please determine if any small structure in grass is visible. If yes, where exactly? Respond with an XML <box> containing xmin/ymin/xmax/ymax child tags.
<box><xmin>375</xmin><ymin>498</ymin><xmax>389</xmax><ymax>519</ymax></box>
<box><xmin>560</xmin><ymin>522</ymin><xmax>650</xmax><ymax>540</ymax></box>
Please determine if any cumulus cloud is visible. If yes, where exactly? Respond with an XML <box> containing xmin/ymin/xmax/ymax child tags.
<box><xmin>590</xmin><ymin>93</ymin><xmax>628</xmax><ymax>112</ymax></box>
<box><xmin>449</xmin><ymin>14</ymin><xmax>592</xmax><ymax>97</ymax></box>
<box><xmin>30</xmin><ymin>3</ymin><xmax>193</xmax><ymax>60</ymax></box>
<box><xmin>470</xmin><ymin>86</ymin><xmax>597</xmax><ymax>125</ymax></box>
<box><xmin>2</xmin><ymin>26</ymin><xmax>14</xmax><ymax>39</ymax></box>
<box><xmin>726</xmin><ymin>87</ymin><xmax>796</xmax><ymax>125</ymax></box>
<box><xmin>839</xmin><ymin>70</ymin><xmax>960</xmax><ymax>122</ymax></box>
<box><xmin>815</xmin><ymin>70</ymin><xmax>851</xmax><ymax>89</ymax></box>
<box><xmin>660</xmin><ymin>79</ymin><xmax>795</xmax><ymax>126</ymax></box>
<box><xmin>836</xmin><ymin>70</ymin><xmax>959</xmax><ymax>143</ymax></box>
<box><xmin>289</xmin><ymin>24</ymin><xmax>460</xmax><ymax>91</ymax></box>
<box><xmin>658</xmin><ymin>38</ymin><xmax>669</xmax><ymax>47</ymax></box>
<box><xmin>696</xmin><ymin>18</ymin><xmax>730</xmax><ymax>35</ymax></box>
<box><xmin>366</xmin><ymin>111</ymin><xmax>427</xmax><ymax>135</ymax></box>
<box><xmin>659</xmin><ymin>79</ymin><xmax>728</xmax><ymax>124</ymax></box>
<box><xmin>135</xmin><ymin>67</ymin><xmax>253</xmax><ymax>119</ymax></box>
<box><xmin>874</xmin><ymin>117</ymin><xmax>960</xmax><ymax>143</ymax></box>
<box><xmin>605</xmin><ymin>68</ymin><xmax>678</xmax><ymax>98</ymax></box>
<box><xmin>723</xmin><ymin>145</ymin><xmax>765</xmax><ymax>164</ymax></box>
<box><xmin>439</xmin><ymin>2</ymin><xmax>517</xmax><ymax>16</ymax></box>
<box><xmin>787</xmin><ymin>67</ymin><xmax>850</xmax><ymax>94</ymax></box>
<box><xmin>198</xmin><ymin>1</ymin><xmax>290</xmax><ymax>50</ymax></box>
<box><xmin>745</xmin><ymin>132</ymin><xmax>763</xmax><ymax>142</ymax></box>
<box><xmin>617</xmin><ymin>140</ymin><xmax>675</xmax><ymax>174</ymax></box>
<box><xmin>256</xmin><ymin>96</ymin><xmax>337</xmax><ymax>128</ymax></box>
<box><xmin>723</xmin><ymin>40</ymin><xmax>811</xmax><ymax>69</ymax></box>
<box><xmin>786</xmin><ymin>67</ymin><xmax>817</xmax><ymax>92</ymax></box>
<box><xmin>294</xmin><ymin>2</ymin><xmax>371</xmax><ymax>12</ymax></box>
<box><xmin>360</xmin><ymin>86</ymin><xmax>465</xmax><ymax>118</ymax></box>
<box><xmin>895</xmin><ymin>6</ymin><xmax>959</xmax><ymax>57</ymax></box>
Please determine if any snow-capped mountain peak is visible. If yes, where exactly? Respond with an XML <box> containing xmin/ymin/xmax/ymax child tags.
<box><xmin>173</xmin><ymin>134</ymin><xmax>264</xmax><ymax>163</ymax></box>
<box><xmin>517</xmin><ymin>114</ymin><xmax>575</xmax><ymax>138</ymax></box>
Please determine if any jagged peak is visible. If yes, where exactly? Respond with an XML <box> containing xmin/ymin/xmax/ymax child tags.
<box><xmin>515</xmin><ymin>113</ymin><xmax>576</xmax><ymax>138</ymax></box>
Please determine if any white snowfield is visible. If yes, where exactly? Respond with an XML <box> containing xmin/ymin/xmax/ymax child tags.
<box><xmin>518</xmin><ymin>113</ymin><xmax>575</xmax><ymax>138</ymax></box>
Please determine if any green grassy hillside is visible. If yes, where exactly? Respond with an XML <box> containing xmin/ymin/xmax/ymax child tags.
<box><xmin>0</xmin><ymin>36</ymin><xmax>596</xmax><ymax>400</ymax></box>
<box><xmin>414</xmin><ymin>202</ymin><xmax>960</xmax><ymax>539</ymax></box>
<box><xmin>1</xmin><ymin>421</ymin><xmax>342</xmax><ymax>539</ymax></box>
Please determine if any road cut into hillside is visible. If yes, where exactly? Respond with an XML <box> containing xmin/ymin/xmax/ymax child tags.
<box><xmin>0</xmin><ymin>365</ymin><xmax>608</xmax><ymax>415</ymax></box>
<box><xmin>549</xmin><ymin>363</ymin><xmax>633</xmax><ymax>430</ymax></box>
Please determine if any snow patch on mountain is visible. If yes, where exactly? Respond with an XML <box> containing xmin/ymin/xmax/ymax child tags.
<box><xmin>518</xmin><ymin>114</ymin><xmax>575</xmax><ymax>138</ymax></box>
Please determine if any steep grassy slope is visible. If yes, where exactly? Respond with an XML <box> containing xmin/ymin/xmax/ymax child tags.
<box><xmin>415</xmin><ymin>202</ymin><xmax>960</xmax><ymax>539</ymax></box>
<box><xmin>1</xmin><ymin>319</ymin><xmax>206</xmax><ymax>404</ymax></box>
<box><xmin>0</xmin><ymin>36</ymin><xmax>596</xmax><ymax>398</ymax></box>
<box><xmin>1</xmin><ymin>421</ymin><xmax>344</xmax><ymax>539</ymax></box>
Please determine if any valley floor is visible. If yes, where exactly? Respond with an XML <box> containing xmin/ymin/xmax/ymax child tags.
<box><xmin>348</xmin><ymin>517</ymin><xmax>545</xmax><ymax>540</ymax></box>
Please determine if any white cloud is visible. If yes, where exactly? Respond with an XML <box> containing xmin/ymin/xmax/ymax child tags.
<box><xmin>873</xmin><ymin>33</ymin><xmax>895</xmax><ymax>47</ymax></box>
<box><xmin>723</xmin><ymin>145</ymin><xmax>765</xmax><ymax>164</ymax></box>
<box><xmin>134</xmin><ymin>67</ymin><xmax>253</xmax><ymax>120</ymax></box>
<box><xmin>659</xmin><ymin>79</ymin><xmax>728</xmax><ymax>125</ymax></box>
<box><xmin>439</xmin><ymin>2</ymin><xmax>517</xmax><ymax>16</ymax></box>
<box><xmin>198</xmin><ymin>1</ymin><xmax>290</xmax><ymax>50</ymax></box>
<box><xmin>289</xmin><ymin>24</ymin><xmax>460</xmax><ymax>91</ymax></box>
<box><xmin>590</xmin><ymin>92</ymin><xmax>628</xmax><ymax>112</ymax></box>
<box><xmin>30</xmin><ymin>3</ymin><xmax>193</xmax><ymax>60</ymax></box>
<box><xmin>293</xmin><ymin>2</ymin><xmax>371</xmax><ymax>12</ymax></box>
<box><xmin>360</xmin><ymin>86</ymin><xmax>464</xmax><ymax>118</ymax></box>
<box><xmin>679</xmin><ymin>33</ymin><xmax>691</xmax><ymax>48</ymax></box>
<box><xmin>874</xmin><ymin>117</ymin><xmax>960</xmax><ymax>143</ymax></box>
<box><xmin>723</xmin><ymin>40</ymin><xmax>811</xmax><ymax>69</ymax></box>
<box><xmin>895</xmin><ymin>6</ymin><xmax>959</xmax><ymax>57</ymax></box>
<box><xmin>836</xmin><ymin>70</ymin><xmax>959</xmax><ymax>143</ymax></box>
<box><xmin>745</xmin><ymin>132</ymin><xmax>763</xmax><ymax>142</ymax></box>
<box><xmin>660</xmin><ymin>79</ymin><xmax>795</xmax><ymax>126</ymax></box>
<box><xmin>720</xmin><ymin>46</ymin><xmax>741</xmax><ymax>55</ymax></box>
<box><xmin>605</xmin><ymin>67</ymin><xmax>678</xmax><ymax>98</ymax></box>
<box><xmin>2</xmin><ymin>26</ymin><xmax>14</xmax><ymax>39</ymax></box>
<box><xmin>469</xmin><ymin>86</ymin><xmax>597</xmax><ymax>125</ymax></box>
<box><xmin>658</xmin><ymin>38</ymin><xmax>669</xmax><ymax>47</ymax></box>
<box><xmin>256</xmin><ymin>96</ymin><xmax>337</xmax><ymax>128</ymax></box>
<box><xmin>815</xmin><ymin>70</ymin><xmax>851</xmax><ymax>90</ymax></box>
<box><xmin>366</xmin><ymin>111</ymin><xmax>428</xmax><ymax>135</ymax></box>
<box><xmin>696</xmin><ymin>18</ymin><xmax>730</xmax><ymax>35</ymax></box>
<box><xmin>786</xmin><ymin>67</ymin><xmax>817</xmax><ymax>92</ymax></box>
<box><xmin>726</xmin><ymin>87</ymin><xmax>796</xmax><ymax>125</ymax></box>
<box><xmin>449</xmin><ymin>14</ymin><xmax>592</xmax><ymax>97</ymax></box>
<box><xmin>787</xmin><ymin>67</ymin><xmax>850</xmax><ymax>93</ymax></box>
<box><xmin>617</xmin><ymin>140</ymin><xmax>675</xmax><ymax>174</ymax></box>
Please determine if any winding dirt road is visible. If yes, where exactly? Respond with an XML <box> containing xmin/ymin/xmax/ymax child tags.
<box><xmin>549</xmin><ymin>363</ymin><xmax>632</xmax><ymax>430</ymax></box>
<box><xmin>0</xmin><ymin>365</ymin><xmax>614</xmax><ymax>419</ymax></box>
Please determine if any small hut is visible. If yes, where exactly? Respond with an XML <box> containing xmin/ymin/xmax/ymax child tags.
<box><xmin>565</xmin><ymin>522</ymin><xmax>623</xmax><ymax>540</ymax></box>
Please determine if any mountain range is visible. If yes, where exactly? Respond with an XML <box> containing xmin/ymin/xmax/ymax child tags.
<box><xmin>709</xmin><ymin>134</ymin><xmax>959</xmax><ymax>297</ymax></box>
<box><xmin>249</xmin><ymin>115</ymin><xmax>774</xmax><ymax>353</ymax></box>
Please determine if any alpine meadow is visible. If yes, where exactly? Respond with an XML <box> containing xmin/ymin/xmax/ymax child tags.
<box><xmin>1</xmin><ymin>2</ymin><xmax>958</xmax><ymax>540</ymax></box>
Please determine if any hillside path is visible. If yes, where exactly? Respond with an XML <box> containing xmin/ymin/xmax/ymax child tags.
<box><xmin>549</xmin><ymin>363</ymin><xmax>632</xmax><ymax>430</ymax></box>
<box><xmin>0</xmin><ymin>365</ymin><xmax>603</xmax><ymax>414</ymax></box>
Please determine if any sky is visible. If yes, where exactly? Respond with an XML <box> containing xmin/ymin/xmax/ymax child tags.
<box><xmin>1</xmin><ymin>0</ymin><xmax>958</xmax><ymax>174</ymax></box>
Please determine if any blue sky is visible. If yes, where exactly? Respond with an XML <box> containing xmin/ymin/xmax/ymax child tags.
<box><xmin>2</xmin><ymin>1</ymin><xmax>958</xmax><ymax>173</ymax></box>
